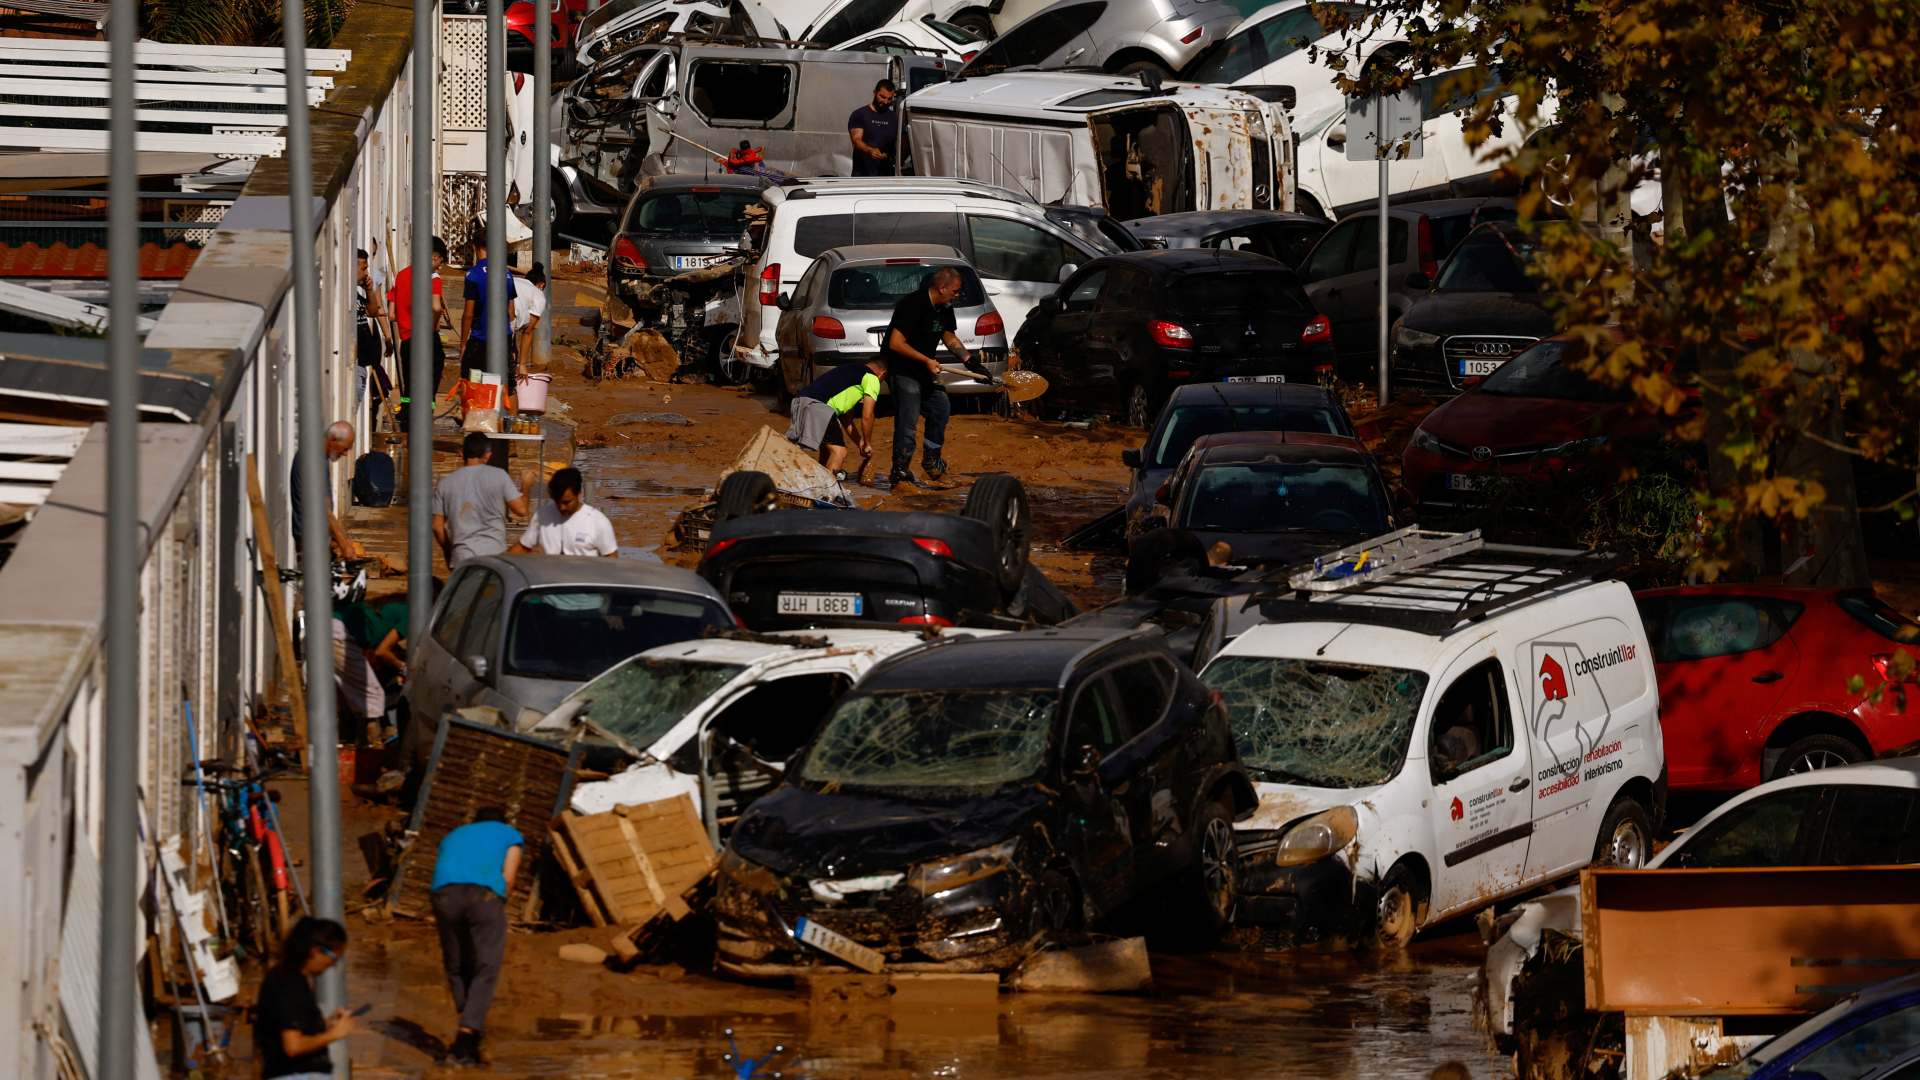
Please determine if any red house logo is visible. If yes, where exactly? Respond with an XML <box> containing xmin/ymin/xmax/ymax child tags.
<box><xmin>1449</xmin><ymin>796</ymin><xmax>1464</xmax><ymax>821</ymax></box>
<box><xmin>1538</xmin><ymin>654</ymin><xmax>1570</xmax><ymax>702</ymax></box>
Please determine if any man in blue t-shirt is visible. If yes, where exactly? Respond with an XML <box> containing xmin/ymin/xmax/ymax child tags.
<box><xmin>457</xmin><ymin>229</ymin><xmax>518</xmax><ymax>382</ymax></box>
<box><xmin>429</xmin><ymin>806</ymin><xmax>523</xmax><ymax>1066</ymax></box>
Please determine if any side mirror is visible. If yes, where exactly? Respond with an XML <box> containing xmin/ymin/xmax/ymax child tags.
<box><xmin>775</xmin><ymin>291</ymin><xmax>791</xmax><ymax>310</ymax></box>
<box><xmin>1405</xmin><ymin>271</ymin><xmax>1431</xmax><ymax>290</ymax></box>
<box><xmin>1056</xmin><ymin>263</ymin><xmax>1079</xmax><ymax>284</ymax></box>
<box><xmin>1070</xmin><ymin>743</ymin><xmax>1103</xmax><ymax>780</ymax></box>
<box><xmin>1154</xmin><ymin>482</ymin><xmax>1171</xmax><ymax>506</ymax></box>
<box><xmin>1037</xmin><ymin>295</ymin><xmax>1062</xmax><ymax>316</ymax></box>
<box><xmin>1327</xmin><ymin>122</ymin><xmax>1347</xmax><ymax>148</ymax></box>
<box><xmin>466</xmin><ymin>655</ymin><xmax>491</xmax><ymax>681</ymax></box>
<box><xmin>1121</xmin><ymin>448</ymin><xmax>1142</xmax><ymax>469</ymax></box>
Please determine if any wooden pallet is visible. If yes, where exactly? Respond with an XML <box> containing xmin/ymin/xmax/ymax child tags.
<box><xmin>550</xmin><ymin>796</ymin><xmax>716</xmax><ymax>928</ymax></box>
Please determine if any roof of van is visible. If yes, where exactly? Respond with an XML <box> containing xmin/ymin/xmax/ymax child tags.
<box><xmin>764</xmin><ymin>176</ymin><xmax>1040</xmax><ymax>208</ymax></box>
<box><xmin>904</xmin><ymin>71</ymin><xmax>1275</xmax><ymax>117</ymax></box>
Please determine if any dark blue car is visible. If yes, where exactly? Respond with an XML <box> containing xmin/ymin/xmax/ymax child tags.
<box><xmin>1703</xmin><ymin>973</ymin><xmax>1920</xmax><ymax>1080</ymax></box>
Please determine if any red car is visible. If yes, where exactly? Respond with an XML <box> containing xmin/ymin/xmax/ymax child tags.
<box><xmin>1635</xmin><ymin>585</ymin><xmax>1920</xmax><ymax>791</ymax></box>
<box><xmin>505</xmin><ymin>0</ymin><xmax>590</xmax><ymax>72</ymax></box>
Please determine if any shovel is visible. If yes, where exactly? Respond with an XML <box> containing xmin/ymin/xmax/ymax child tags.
<box><xmin>1000</xmin><ymin>369</ymin><xmax>1049</xmax><ymax>404</ymax></box>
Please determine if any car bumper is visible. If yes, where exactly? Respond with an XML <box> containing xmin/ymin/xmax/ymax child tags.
<box><xmin>705</xmin><ymin>547</ymin><xmax>1002</xmax><ymax>631</ymax></box>
<box><xmin>1234</xmin><ymin>850</ymin><xmax>1371</xmax><ymax>934</ymax></box>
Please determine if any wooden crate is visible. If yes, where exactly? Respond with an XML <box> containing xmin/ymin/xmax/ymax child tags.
<box><xmin>551</xmin><ymin>796</ymin><xmax>716</xmax><ymax>928</ymax></box>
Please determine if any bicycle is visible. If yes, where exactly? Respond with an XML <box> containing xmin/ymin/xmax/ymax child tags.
<box><xmin>182</xmin><ymin>760</ymin><xmax>300</xmax><ymax>962</ymax></box>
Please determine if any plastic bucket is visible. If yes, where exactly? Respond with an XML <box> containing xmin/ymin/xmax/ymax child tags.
<box><xmin>516</xmin><ymin>372</ymin><xmax>552</xmax><ymax>413</ymax></box>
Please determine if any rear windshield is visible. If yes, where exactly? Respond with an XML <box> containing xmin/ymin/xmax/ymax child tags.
<box><xmin>1837</xmin><ymin>592</ymin><xmax>1920</xmax><ymax>644</ymax></box>
<box><xmin>1429</xmin><ymin>206</ymin><xmax>1518</xmax><ymax>259</ymax></box>
<box><xmin>1435</xmin><ymin>229</ymin><xmax>1537</xmax><ymax>293</ymax></box>
<box><xmin>624</xmin><ymin>189</ymin><xmax>759</xmax><ymax>235</ymax></box>
<box><xmin>504</xmin><ymin>588</ymin><xmax>732</xmax><ymax>682</ymax></box>
<box><xmin>1178</xmin><ymin>461</ymin><xmax>1387</xmax><ymax>534</ymax></box>
<box><xmin>925</xmin><ymin>17</ymin><xmax>979</xmax><ymax>44</ymax></box>
<box><xmin>1149</xmin><ymin>403</ymin><xmax>1351</xmax><ymax>467</ymax></box>
<box><xmin>1170</xmin><ymin>270</ymin><xmax>1311</xmax><ymax>315</ymax></box>
<box><xmin>791</xmin><ymin>212</ymin><xmax>964</xmax><ymax>258</ymax></box>
<box><xmin>830</xmin><ymin>263</ymin><xmax>985</xmax><ymax>308</ymax></box>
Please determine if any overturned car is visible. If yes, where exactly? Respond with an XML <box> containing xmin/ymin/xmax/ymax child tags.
<box><xmin>712</xmin><ymin>628</ymin><xmax>1255</xmax><ymax>977</ymax></box>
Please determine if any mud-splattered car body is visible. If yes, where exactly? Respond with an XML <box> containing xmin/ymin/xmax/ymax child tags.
<box><xmin>712</xmin><ymin>628</ymin><xmax>1256</xmax><ymax>977</ymax></box>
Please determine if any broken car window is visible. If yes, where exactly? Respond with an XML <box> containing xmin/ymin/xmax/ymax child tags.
<box><xmin>568</xmin><ymin>658</ymin><xmax>745</xmax><ymax>750</ymax></box>
<box><xmin>797</xmin><ymin>690</ymin><xmax>1057</xmax><ymax>792</ymax></box>
<box><xmin>688</xmin><ymin>61</ymin><xmax>795</xmax><ymax>126</ymax></box>
<box><xmin>1203</xmin><ymin>658</ymin><xmax>1427</xmax><ymax>788</ymax></box>
<box><xmin>1427</xmin><ymin>659</ymin><xmax>1513</xmax><ymax>784</ymax></box>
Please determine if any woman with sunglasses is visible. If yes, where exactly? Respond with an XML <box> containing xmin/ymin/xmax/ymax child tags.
<box><xmin>254</xmin><ymin>917</ymin><xmax>355</xmax><ymax>1078</ymax></box>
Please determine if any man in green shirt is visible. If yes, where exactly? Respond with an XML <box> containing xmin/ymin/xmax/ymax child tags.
<box><xmin>785</xmin><ymin>355</ymin><xmax>887</xmax><ymax>479</ymax></box>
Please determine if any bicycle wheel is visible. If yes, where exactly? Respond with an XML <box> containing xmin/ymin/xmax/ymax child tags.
<box><xmin>241</xmin><ymin>849</ymin><xmax>274</xmax><ymax>962</ymax></box>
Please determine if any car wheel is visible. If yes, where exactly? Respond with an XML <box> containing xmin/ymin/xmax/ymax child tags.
<box><xmin>1112</xmin><ymin>57</ymin><xmax>1172</xmax><ymax>79</ymax></box>
<box><xmin>1183</xmin><ymin>797</ymin><xmax>1238</xmax><ymax>943</ymax></box>
<box><xmin>1125</xmin><ymin>381</ymin><xmax>1153</xmax><ymax>430</ymax></box>
<box><xmin>1772</xmin><ymin>733</ymin><xmax>1864</xmax><ymax>779</ymax></box>
<box><xmin>709</xmin><ymin>326</ymin><xmax>747</xmax><ymax>386</ymax></box>
<box><xmin>547</xmin><ymin>173</ymin><xmax>575</xmax><ymax>238</ymax></box>
<box><xmin>1592</xmin><ymin>796</ymin><xmax>1652</xmax><ymax>869</ymax></box>
<box><xmin>714</xmin><ymin>470</ymin><xmax>776</xmax><ymax>524</ymax></box>
<box><xmin>961</xmin><ymin>473</ymin><xmax>1031</xmax><ymax>595</ymax></box>
<box><xmin>950</xmin><ymin>9</ymin><xmax>995</xmax><ymax>39</ymax></box>
<box><xmin>1372</xmin><ymin>864</ymin><xmax>1427</xmax><ymax>950</ymax></box>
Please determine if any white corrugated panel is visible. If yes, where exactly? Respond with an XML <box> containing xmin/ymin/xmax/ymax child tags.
<box><xmin>58</xmin><ymin>840</ymin><xmax>163</xmax><ymax>1080</ymax></box>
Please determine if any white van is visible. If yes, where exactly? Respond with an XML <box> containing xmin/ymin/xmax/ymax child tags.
<box><xmin>1196</xmin><ymin>527</ymin><xmax>1666</xmax><ymax>945</ymax></box>
<box><xmin>737</xmin><ymin>177</ymin><xmax>1126</xmax><ymax>371</ymax></box>
<box><xmin>899</xmin><ymin>70</ymin><xmax>1295</xmax><ymax>218</ymax></box>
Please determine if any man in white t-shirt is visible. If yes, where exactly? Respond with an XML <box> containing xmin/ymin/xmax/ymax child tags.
<box><xmin>511</xmin><ymin>466</ymin><xmax>618</xmax><ymax>557</ymax></box>
<box><xmin>512</xmin><ymin>261</ymin><xmax>548</xmax><ymax>372</ymax></box>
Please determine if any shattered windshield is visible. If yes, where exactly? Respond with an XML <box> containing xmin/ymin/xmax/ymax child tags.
<box><xmin>1203</xmin><ymin>657</ymin><xmax>1427</xmax><ymax>787</ymax></box>
<box><xmin>796</xmin><ymin>690</ymin><xmax>1057</xmax><ymax>793</ymax></box>
<box><xmin>566</xmin><ymin>658</ymin><xmax>744</xmax><ymax>750</ymax></box>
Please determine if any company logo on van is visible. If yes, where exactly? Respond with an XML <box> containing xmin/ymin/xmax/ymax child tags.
<box><xmin>1529</xmin><ymin>638</ymin><xmax>1638</xmax><ymax>800</ymax></box>
<box><xmin>1537</xmin><ymin>655</ymin><xmax>1569</xmax><ymax>702</ymax></box>
<box><xmin>1449</xmin><ymin>796</ymin><xmax>1464</xmax><ymax>821</ymax></box>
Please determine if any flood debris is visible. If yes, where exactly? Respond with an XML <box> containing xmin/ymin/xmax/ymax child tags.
<box><xmin>549</xmin><ymin>796</ymin><xmax>717</xmax><ymax>928</ymax></box>
<box><xmin>1010</xmin><ymin>938</ymin><xmax>1152</xmax><ymax>994</ymax></box>
<box><xmin>558</xmin><ymin>943</ymin><xmax>611</xmax><ymax>965</ymax></box>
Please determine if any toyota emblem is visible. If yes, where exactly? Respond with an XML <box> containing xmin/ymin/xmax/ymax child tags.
<box><xmin>1473</xmin><ymin>341</ymin><xmax>1512</xmax><ymax>357</ymax></box>
<box><xmin>1472</xmin><ymin>446</ymin><xmax>1493</xmax><ymax>461</ymax></box>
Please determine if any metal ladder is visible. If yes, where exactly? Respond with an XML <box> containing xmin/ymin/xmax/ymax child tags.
<box><xmin>1286</xmin><ymin>526</ymin><xmax>1487</xmax><ymax>593</ymax></box>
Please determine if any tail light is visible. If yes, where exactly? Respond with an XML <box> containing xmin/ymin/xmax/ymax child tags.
<box><xmin>512</xmin><ymin>72</ymin><xmax>526</xmax><ymax>93</ymax></box>
<box><xmin>1167</xmin><ymin>369</ymin><xmax>1193</xmax><ymax>379</ymax></box>
<box><xmin>899</xmin><ymin>614</ymin><xmax>955</xmax><ymax>627</ymax></box>
<box><xmin>705</xmin><ymin>537</ymin><xmax>738</xmax><ymax>558</ymax></box>
<box><xmin>1180</xmin><ymin>26</ymin><xmax>1203</xmax><ymax>43</ymax></box>
<box><xmin>733</xmin><ymin>612</ymin><xmax>748</xmax><ymax>629</ymax></box>
<box><xmin>1417</xmin><ymin>215</ymin><xmax>1438</xmax><ymax>281</ymax></box>
<box><xmin>1149</xmin><ymin>319</ymin><xmax>1193</xmax><ymax>349</ymax></box>
<box><xmin>759</xmin><ymin>263</ymin><xmax>780</xmax><ymax>306</ymax></box>
<box><xmin>913</xmin><ymin>537</ymin><xmax>955</xmax><ymax>559</ymax></box>
<box><xmin>611</xmin><ymin>234</ymin><xmax>645</xmax><ymax>272</ymax></box>
<box><xmin>974</xmin><ymin>311</ymin><xmax>1003</xmax><ymax>337</ymax></box>
<box><xmin>961</xmin><ymin>50</ymin><xmax>977</xmax><ymax>62</ymax></box>
<box><xmin>1301</xmin><ymin>314</ymin><xmax>1332</xmax><ymax>344</ymax></box>
<box><xmin>811</xmin><ymin>315</ymin><xmax>846</xmax><ymax>339</ymax></box>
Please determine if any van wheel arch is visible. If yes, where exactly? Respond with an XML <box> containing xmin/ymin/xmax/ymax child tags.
<box><xmin>1763</xmin><ymin>712</ymin><xmax>1870</xmax><ymax>780</ymax></box>
<box><xmin>1370</xmin><ymin>855</ymin><xmax>1431</xmax><ymax>950</ymax></box>
<box><xmin>949</xmin><ymin>7</ymin><xmax>996</xmax><ymax>40</ymax></box>
<box><xmin>1294</xmin><ymin>191</ymin><xmax>1325</xmax><ymax>220</ymax></box>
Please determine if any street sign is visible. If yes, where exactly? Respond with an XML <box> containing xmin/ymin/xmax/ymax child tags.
<box><xmin>1344</xmin><ymin>89</ymin><xmax>1423</xmax><ymax>162</ymax></box>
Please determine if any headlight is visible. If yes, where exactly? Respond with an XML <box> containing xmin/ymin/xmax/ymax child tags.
<box><xmin>907</xmin><ymin>838</ymin><xmax>1019</xmax><ymax>896</ymax></box>
<box><xmin>1273</xmin><ymin>807</ymin><xmax>1359</xmax><ymax>867</ymax></box>
<box><xmin>1395</xmin><ymin>324</ymin><xmax>1442</xmax><ymax>348</ymax></box>
<box><xmin>1408</xmin><ymin>427</ymin><xmax>1443</xmax><ymax>453</ymax></box>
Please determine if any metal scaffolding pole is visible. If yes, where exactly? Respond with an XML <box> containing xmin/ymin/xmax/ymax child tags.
<box><xmin>532</xmin><ymin>0</ymin><xmax>552</xmax><ymax>371</ymax></box>
<box><xmin>485</xmin><ymin>0</ymin><xmax>509</xmax><ymax>381</ymax></box>
<box><xmin>281</xmin><ymin>0</ymin><xmax>347</xmax><ymax>1072</ymax></box>
<box><xmin>98</xmin><ymin>0</ymin><xmax>140</xmax><ymax>1065</ymax></box>
<box><xmin>409</xmin><ymin>0</ymin><xmax>435</xmax><ymax>647</ymax></box>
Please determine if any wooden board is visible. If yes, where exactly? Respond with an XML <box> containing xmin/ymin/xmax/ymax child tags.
<box><xmin>244</xmin><ymin>454</ymin><xmax>305</xmax><ymax>736</ymax></box>
<box><xmin>553</xmin><ymin>796</ymin><xmax>715</xmax><ymax>927</ymax></box>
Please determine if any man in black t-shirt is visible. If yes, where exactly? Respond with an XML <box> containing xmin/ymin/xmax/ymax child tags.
<box><xmin>881</xmin><ymin>266</ymin><xmax>970</xmax><ymax>487</ymax></box>
<box><xmin>847</xmin><ymin>80</ymin><xmax>898</xmax><ymax>177</ymax></box>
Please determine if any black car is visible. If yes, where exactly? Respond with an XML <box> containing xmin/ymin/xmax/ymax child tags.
<box><xmin>1298</xmin><ymin>197</ymin><xmax>1518</xmax><ymax>375</ymax></box>
<box><xmin>1388</xmin><ymin>221</ymin><xmax>1555</xmax><ymax>394</ymax></box>
<box><xmin>1015</xmin><ymin>249</ymin><xmax>1337</xmax><ymax>429</ymax></box>
<box><xmin>698</xmin><ymin>472</ymin><xmax>1076</xmax><ymax>631</ymax></box>
<box><xmin>1119</xmin><ymin>381</ymin><xmax>1358</xmax><ymax>541</ymax></box>
<box><xmin>711</xmin><ymin>628</ymin><xmax>1256</xmax><ymax>977</ymax></box>
<box><xmin>607</xmin><ymin>174</ymin><xmax>764</xmax><ymax>316</ymax></box>
<box><xmin>1127</xmin><ymin>431</ymin><xmax>1394</xmax><ymax>589</ymax></box>
<box><xmin>1122</xmin><ymin>209</ymin><xmax>1333</xmax><ymax>270</ymax></box>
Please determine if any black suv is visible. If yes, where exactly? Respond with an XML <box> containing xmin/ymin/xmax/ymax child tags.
<box><xmin>698</xmin><ymin>472</ymin><xmax>1075</xmax><ymax>631</ymax></box>
<box><xmin>1015</xmin><ymin>249</ymin><xmax>1335</xmax><ymax>429</ymax></box>
<box><xmin>711</xmin><ymin>628</ymin><xmax>1256</xmax><ymax>977</ymax></box>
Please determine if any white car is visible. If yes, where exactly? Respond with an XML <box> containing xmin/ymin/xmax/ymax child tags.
<box><xmin>548</xmin><ymin>628</ymin><xmax>998</xmax><ymax>843</ymax></box>
<box><xmin>837</xmin><ymin>17</ymin><xmax>983</xmax><ymax>66</ymax></box>
<box><xmin>1196</xmin><ymin>526</ymin><xmax>1666</xmax><ymax>946</ymax></box>
<box><xmin>1179</xmin><ymin>0</ymin><xmax>1411</xmax><ymax>123</ymax></box>
<box><xmin>1292</xmin><ymin>65</ymin><xmax>1560</xmax><ymax>219</ymax></box>
<box><xmin>575</xmin><ymin>0</ymin><xmax>783</xmax><ymax>68</ymax></box>
<box><xmin>1481</xmin><ymin>757</ymin><xmax>1920</xmax><ymax>1043</ymax></box>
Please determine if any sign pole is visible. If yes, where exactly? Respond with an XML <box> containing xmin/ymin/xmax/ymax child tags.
<box><xmin>1377</xmin><ymin>129</ymin><xmax>1390</xmax><ymax>408</ymax></box>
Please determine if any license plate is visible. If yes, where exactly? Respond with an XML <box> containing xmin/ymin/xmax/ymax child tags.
<box><xmin>1448</xmin><ymin>473</ymin><xmax>1491</xmax><ymax>491</ymax></box>
<box><xmin>1458</xmin><ymin>358</ymin><xmax>1505</xmax><ymax>376</ymax></box>
<box><xmin>777</xmin><ymin>591</ymin><xmax>864</xmax><ymax>617</ymax></box>
<box><xmin>670</xmin><ymin>254</ymin><xmax>725</xmax><ymax>270</ymax></box>
<box><xmin>1225</xmin><ymin>374</ymin><xmax>1285</xmax><ymax>384</ymax></box>
<box><xmin>794</xmin><ymin>917</ymin><xmax>886</xmax><ymax>973</ymax></box>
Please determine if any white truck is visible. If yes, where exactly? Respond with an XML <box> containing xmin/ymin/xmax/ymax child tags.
<box><xmin>899</xmin><ymin>70</ymin><xmax>1294</xmax><ymax>218</ymax></box>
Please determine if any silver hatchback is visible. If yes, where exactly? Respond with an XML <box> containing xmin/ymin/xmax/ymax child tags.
<box><xmin>772</xmin><ymin>244</ymin><xmax>1010</xmax><ymax>397</ymax></box>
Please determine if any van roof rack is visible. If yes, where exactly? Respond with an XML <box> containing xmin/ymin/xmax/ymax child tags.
<box><xmin>1247</xmin><ymin>526</ymin><xmax>1616</xmax><ymax>637</ymax></box>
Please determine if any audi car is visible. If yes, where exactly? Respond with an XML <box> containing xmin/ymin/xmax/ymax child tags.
<box><xmin>1387</xmin><ymin>221</ymin><xmax>1554</xmax><ymax>395</ymax></box>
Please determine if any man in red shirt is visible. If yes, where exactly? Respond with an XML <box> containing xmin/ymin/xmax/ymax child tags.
<box><xmin>391</xmin><ymin>235</ymin><xmax>452</xmax><ymax>413</ymax></box>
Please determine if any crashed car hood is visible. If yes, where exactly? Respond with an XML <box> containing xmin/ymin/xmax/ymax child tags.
<box><xmin>1239</xmin><ymin>780</ymin><xmax>1386</xmax><ymax>831</ymax></box>
<box><xmin>730</xmin><ymin>783</ymin><xmax>1048</xmax><ymax>880</ymax></box>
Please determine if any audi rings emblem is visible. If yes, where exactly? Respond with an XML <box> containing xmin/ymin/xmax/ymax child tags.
<box><xmin>1472</xmin><ymin>341</ymin><xmax>1513</xmax><ymax>357</ymax></box>
<box><xmin>1472</xmin><ymin>446</ymin><xmax>1494</xmax><ymax>461</ymax></box>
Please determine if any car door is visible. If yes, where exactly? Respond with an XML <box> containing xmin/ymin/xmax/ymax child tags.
<box><xmin>1647</xmin><ymin>595</ymin><xmax>1804</xmax><ymax>788</ymax></box>
<box><xmin>697</xmin><ymin>665</ymin><xmax>859</xmax><ymax>841</ymax></box>
<box><xmin>1087</xmin><ymin>266</ymin><xmax>1152</xmax><ymax>409</ymax></box>
<box><xmin>1300</xmin><ymin>217</ymin><xmax>1362</xmax><ymax>354</ymax></box>
<box><xmin>776</xmin><ymin>260</ymin><xmax>824</xmax><ymax>391</ymax></box>
<box><xmin>1057</xmin><ymin>671</ymin><xmax>1137</xmax><ymax>912</ymax></box>
<box><xmin>1660</xmin><ymin>785</ymin><xmax>1827</xmax><ymax>869</ymax></box>
<box><xmin>963</xmin><ymin>211</ymin><xmax>1087</xmax><ymax>343</ymax></box>
<box><xmin>410</xmin><ymin>566</ymin><xmax>487</xmax><ymax>728</ymax></box>
<box><xmin>1105</xmin><ymin>655</ymin><xmax>1193</xmax><ymax>879</ymax></box>
<box><xmin>1424</xmin><ymin>653</ymin><xmax>1535</xmax><ymax>916</ymax></box>
<box><xmin>443</xmin><ymin>568</ymin><xmax>507</xmax><ymax>717</ymax></box>
<box><xmin>1033</xmin><ymin>266</ymin><xmax>1105</xmax><ymax>402</ymax></box>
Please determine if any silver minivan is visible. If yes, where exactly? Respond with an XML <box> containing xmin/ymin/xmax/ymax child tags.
<box><xmin>958</xmin><ymin>0</ymin><xmax>1248</xmax><ymax>77</ymax></box>
<box><xmin>772</xmin><ymin>243</ymin><xmax>1009</xmax><ymax>398</ymax></box>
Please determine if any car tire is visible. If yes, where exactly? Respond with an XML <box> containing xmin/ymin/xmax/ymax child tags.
<box><xmin>961</xmin><ymin>473</ymin><xmax>1031</xmax><ymax>595</ymax></box>
<box><xmin>548</xmin><ymin>172</ymin><xmax>575</xmax><ymax>238</ymax></box>
<box><xmin>1182</xmin><ymin>796</ymin><xmax>1238</xmax><ymax>944</ymax></box>
<box><xmin>1372</xmin><ymin>864</ymin><xmax>1428</xmax><ymax>950</ymax></box>
<box><xmin>1112</xmin><ymin>56</ymin><xmax>1172</xmax><ymax>79</ymax></box>
<box><xmin>1592</xmin><ymin>796</ymin><xmax>1653</xmax><ymax>869</ymax></box>
<box><xmin>709</xmin><ymin>325</ymin><xmax>747</xmax><ymax>386</ymax></box>
<box><xmin>950</xmin><ymin>9</ymin><xmax>995</xmax><ymax>39</ymax></box>
<box><xmin>714</xmin><ymin>470</ymin><xmax>776</xmax><ymax>524</ymax></box>
<box><xmin>1770</xmin><ymin>733</ymin><xmax>1864</xmax><ymax>780</ymax></box>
